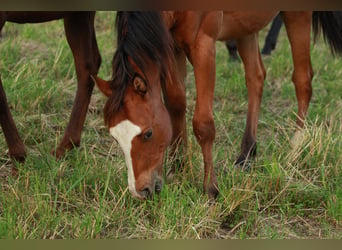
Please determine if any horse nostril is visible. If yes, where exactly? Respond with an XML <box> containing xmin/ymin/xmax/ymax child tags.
<box><xmin>155</xmin><ymin>181</ymin><xmax>163</xmax><ymax>194</ymax></box>
<box><xmin>139</xmin><ymin>187</ymin><xmax>153</xmax><ymax>199</ymax></box>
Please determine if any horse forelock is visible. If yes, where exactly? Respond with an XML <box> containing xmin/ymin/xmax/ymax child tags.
<box><xmin>103</xmin><ymin>11</ymin><xmax>175</xmax><ymax>125</ymax></box>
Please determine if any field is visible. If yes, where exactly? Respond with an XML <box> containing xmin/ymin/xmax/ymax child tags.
<box><xmin>0</xmin><ymin>12</ymin><xmax>341</xmax><ymax>239</ymax></box>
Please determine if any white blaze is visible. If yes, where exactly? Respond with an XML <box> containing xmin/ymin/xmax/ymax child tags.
<box><xmin>109</xmin><ymin>120</ymin><xmax>141</xmax><ymax>197</ymax></box>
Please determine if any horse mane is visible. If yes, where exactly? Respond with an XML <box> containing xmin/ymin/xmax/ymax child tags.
<box><xmin>103</xmin><ymin>11</ymin><xmax>175</xmax><ymax>125</ymax></box>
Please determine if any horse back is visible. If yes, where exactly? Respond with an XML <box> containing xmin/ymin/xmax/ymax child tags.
<box><xmin>218</xmin><ymin>11</ymin><xmax>278</xmax><ymax>41</ymax></box>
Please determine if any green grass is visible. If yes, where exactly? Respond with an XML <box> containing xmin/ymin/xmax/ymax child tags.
<box><xmin>0</xmin><ymin>12</ymin><xmax>341</xmax><ymax>239</ymax></box>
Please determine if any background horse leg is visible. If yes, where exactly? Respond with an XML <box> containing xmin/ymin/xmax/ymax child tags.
<box><xmin>281</xmin><ymin>11</ymin><xmax>313</xmax><ymax>128</ymax></box>
<box><xmin>235</xmin><ymin>33</ymin><xmax>266</xmax><ymax>168</ymax></box>
<box><xmin>0</xmin><ymin>15</ymin><xmax>25</xmax><ymax>163</ymax></box>
<box><xmin>0</xmin><ymin>12</ymin><xmax>6</xmax><ymax>36</ymax></box>
<box><xmin>187</xmin><ymin>35</ymin><xmax>218</xmax><ymax>199</ymax></box>
<box><xmin>225</xmin><ymin>40</ymin><xmax>239</xmax><ymax>61</ymax></box>
<box><xmin>162</xmin><ymin>50</ymin><xmax>188</xmax><ymax>178</ymax></box>
<box><xmin>0</xmin><ymin>16</ymin><xmax>24</xmax><ymax>160</ymax></box>
<box><xmin>0</xmin><ymin>78</ymin><xmax>26</xmax><ymax>162</ymax></box>
<box><xmin>53</xmin><ymin>12</ymin><xmax>101</xmax><ymax>158</ymax></box>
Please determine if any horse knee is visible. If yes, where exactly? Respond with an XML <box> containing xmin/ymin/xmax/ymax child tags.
<box><xmin>192</xmin><ymin>115</ymin><xmax>215</xmax><ymax>144</ymax></box>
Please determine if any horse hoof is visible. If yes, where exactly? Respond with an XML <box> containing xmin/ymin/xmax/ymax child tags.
<box><xmin>51</xmin><ymin>145</ymin><xmax>72</xmax><ymax>159</ymax></box>
<box><xmin>12</xmin><ymin>154</ymin><xmax>26</xmax><ymax>163</ymax></box>
<box><xmin>11</xmin><ymin>166</ymin><xmax>19</xmax><ymax>177</ymax></box>
<box><xmin>234</xmin><ymin>143</ymin><xmax>256</xmax><ymax>171</ymax></box>
<box><xmin>234</xmin><ymin>157</ymin><xmax>252</xmax><ymax>172</ymax></box>
<box><xmin>207</xmin><ymin>186</ymin><xmax>219</xmax><ymax>201</ymax></box>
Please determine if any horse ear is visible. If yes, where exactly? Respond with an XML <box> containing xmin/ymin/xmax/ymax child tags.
<box><xmin>133</xmin><ymin>75</ymin><xmax>147</xmax><ymax>95</ymax></box>
<box><xmin>91</xmin><ymin>75</ymin><xmax>112</xmax><ymax>97</ymax></box>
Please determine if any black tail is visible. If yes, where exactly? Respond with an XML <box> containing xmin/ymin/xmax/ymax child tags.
<box><xmin>312</xmin><ymin>11</ymin><xmax>342</xmax><ymax>56</ymax></box>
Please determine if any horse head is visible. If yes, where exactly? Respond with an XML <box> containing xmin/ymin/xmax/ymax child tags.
<box><xmin>93</xmin><ymin>11</ymin><xmax>175</xmax><ymax>199</ymax></box>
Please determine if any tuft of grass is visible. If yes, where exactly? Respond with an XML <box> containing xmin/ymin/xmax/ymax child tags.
<box><xmin>0</xmin><ymin>12</ymin><xmax>341</xmax><ymax>239</ymax></box>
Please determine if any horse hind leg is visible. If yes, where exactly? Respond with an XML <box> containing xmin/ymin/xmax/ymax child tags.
<box><xmin>235</xmin><ymin>33</ymin><xmax>266</xmax><ymax>169</ymax></box>
<box><xmin>282</xmin><ymin>11</ymin><xmax>313</xmax><ymax>129</ymax></box>
<box><xmin>0</xmin><ymin>78</ymin><xmax>26</xmax><ymax>162</ymax></box>
<box><xmin>53</xmin><ymin>12</ymin><xmax>101</xmax><ymax>158</ymax></box>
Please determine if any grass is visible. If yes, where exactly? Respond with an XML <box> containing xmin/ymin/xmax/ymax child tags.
<box><xmin>0</xmin><ymin>11</ymin><xmax>341</xmax><ymax>239</ymax></box>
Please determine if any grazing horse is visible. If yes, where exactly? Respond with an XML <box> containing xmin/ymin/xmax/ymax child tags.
<box><xmin>94</xmin><ymin>11</ymin><xmax>342</xmax><ymax>200</ymax></box>
<box><xmin>0</xmin><ymin>12</ymin><xmax>101</xmax><ymax>163</ymax></box>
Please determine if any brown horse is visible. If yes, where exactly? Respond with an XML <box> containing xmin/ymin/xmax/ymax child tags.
<box><xmin>0</xmin><ymin>12</ymin><xmax>101</xmax><ymax>164</ymax></box>
<box><xmin>94</xmin><ymin>11</ymin><xmax>342</xmax><ymax>200</ymax></box>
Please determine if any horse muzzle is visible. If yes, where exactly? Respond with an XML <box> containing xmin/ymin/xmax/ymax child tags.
<box><xmin>135</xmin><ymin>177</ymin><xmax>164</xmax><ymax>200</ymax></box>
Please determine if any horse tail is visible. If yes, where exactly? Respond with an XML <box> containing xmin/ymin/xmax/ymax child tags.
<box><xmin>312</xmin><ymin>11</ymin><xmax>342</xmax><ymax>56</ymax></box>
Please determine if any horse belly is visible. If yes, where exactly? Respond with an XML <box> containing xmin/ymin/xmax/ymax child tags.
<box><xmin>218</xmin><ymin>11</ymin><xmax>278</xmax><ymax>41</ymax></box>
<box><xmin>4</xmin><ymin>11</ymin><xmax>67</xmax><ymax>23</ymax></box>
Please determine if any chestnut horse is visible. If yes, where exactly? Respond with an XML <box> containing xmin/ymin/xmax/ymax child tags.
<box><xmin>0</xmin><ymin>12</ymin><xmax>101</xmax><ymax>163</ymax></box>
<box><xmin>94</xmin><ymin>11</ymin><xmax>342</xmax><ymax>200</ymax></box>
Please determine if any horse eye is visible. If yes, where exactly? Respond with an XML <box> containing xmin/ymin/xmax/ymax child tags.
<box><xmin>143</xmin><ymin>129</ymin><xmax>153</xmax><ymax>140</ymax></box>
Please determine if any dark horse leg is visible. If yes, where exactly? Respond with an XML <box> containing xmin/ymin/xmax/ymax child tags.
<box><xmin>0</xmin><ymin>78</ymin><xmax>26</xmax><ymax>162</ymax></box>
<box><xmin>0</xmin><ymin>13</ymin><xmax>26</xmax><ymax>162</ymax></box>
<box><xmin>235</xmin><ymin>33</ymin><xmax>266</xmax><ymax>168</ymax></box>
<box><xmin>53</xmin><ymin>12</ymin><xmax>101</xmax><ymax>157</ymax></box>
<box><xmin>0</xmin><ymin>12</ymin><xmax>101</xmax><ymax>162</ymax></box>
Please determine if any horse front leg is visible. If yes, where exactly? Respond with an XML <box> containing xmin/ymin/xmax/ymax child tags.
<box><xmin>53</xmin><ymin>12</ymin><xmax>101</xmax><ymax>158</ymax></box>
<box><xmin>188</xmin><ymin>36</ymin><xmax>218</xmax><ymax>200</ymax></box>
<box><xmin>162</xmin><ymin>50</ymin><xmax>188</xmax><ymax>178</ymax></box>
<box><xmin>235</xmin><ymin>33</ymin><xmax>266</xmax><ymax>169</ymax></box>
